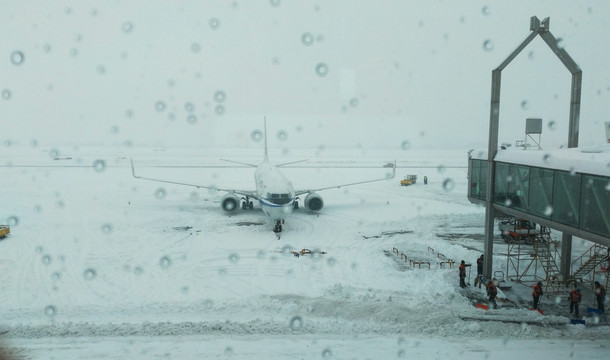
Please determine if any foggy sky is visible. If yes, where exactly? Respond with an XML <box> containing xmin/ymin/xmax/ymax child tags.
<box><xmin>2</xmin><ymin>0</ymin><xmax>609</xmax><ymax>151</ymax></box>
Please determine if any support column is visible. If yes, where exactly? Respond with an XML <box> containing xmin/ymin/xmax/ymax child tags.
<box><xmin>560</xmin><ymin>233</ymin><xmax>572</xmax><ymax>280</ymax></box>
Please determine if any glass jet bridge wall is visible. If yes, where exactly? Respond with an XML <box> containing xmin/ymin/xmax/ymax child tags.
<box><xmin>468</xmin><ymin>158</ymin><xmax>610</xmax><ymax>240</ymax></box>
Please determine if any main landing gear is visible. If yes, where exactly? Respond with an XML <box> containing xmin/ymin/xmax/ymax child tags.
<box><xmin>241</xmin><ymin>196</ymin><xmax>254</xmax><ymax>210</ymax></box>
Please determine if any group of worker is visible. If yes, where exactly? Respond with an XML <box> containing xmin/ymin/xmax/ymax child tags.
<box><xmin>458</xmin><ymin>255</ymin><xmax>606</xmax><ymax>317</ymax></box>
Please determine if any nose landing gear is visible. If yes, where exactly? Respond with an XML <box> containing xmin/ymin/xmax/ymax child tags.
<box><xmin>273</xmin><ymin>219</ymin><xmax>284</xmax><ymax>239</ymax></box>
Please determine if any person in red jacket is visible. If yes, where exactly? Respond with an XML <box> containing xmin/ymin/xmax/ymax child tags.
<box><xmin>486</xmin><ymin>278</ymin><xmax>498</xmax><ymax>309</ymax></box>
<box><xmin>459</xmin><ymin>260</ymin><xmax>466</xmax><ymax>288</ymax></box>
<box><xmin>532</xmin><ymin>281</ymin><xmax>543</xmax><ymax>310</ymax></box>
<box><xmin>569</xmin><ymin>288</ymin><xmax>582</xmax><ymax>318</ymax></box>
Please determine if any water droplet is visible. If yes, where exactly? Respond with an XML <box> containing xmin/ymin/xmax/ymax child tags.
<box><xmin>209</xmin><ymin>18</ymin><xmax>220</xmax><ymax>30</ymax></box>
<box><xmin>154</xmin><ymin>188</ymin><xmax>167</xmax><ymax>200</ymax></box>
<box><xmin>326</xmin><ymin>257</ymin><xmax>336</xmax><ymax>267</ymax></box>
<box><xmin>10</xmin><ymin>51</ymin><xmax>25</xmax><ymax>65</ymax></box>
<box><xmin>316</xmin><ymin>34</ymin><xmax>325</xmax><ymax>42</ymax></box>
<box><xmin>276</xmin><ymin>130</ymin><xmax>288</xmax><ymax>141</ymax></box>
<box><xmin>121</xmin><ymin>21</ymin><xmax>134</xmax><ymax>33</ymax></box>
<box><xmin>96</xmin><ymin>65</ymin><xmax>106</xmax><ymax>74</ymax></box>
<box><xmin>213</xmin><ymin>90</ymin><xmax>226</xmax><ymax>103</ymax></box>
<box><xmin>191</xmin><ymin>43</ymin><xmax>201</xmax><ymax>53</ymax></box>
<box><xmin>184</xmin><ymin>102</ymin><xmax>195</xmax><ymax>112</ymax></box>
<box><xmin>543</xmin><ymin>154</ymin><xmax>552</xmax><ymax>163</ymax></box>
<box><xmin>544</xmin><ymin>206</ymin><xmax>553</xmax><ymax>216</ymax></box>
<box><xmin>504</xmin><ymin>199</ymin><xmax>513</xmax><ymax>207</ymax></box>
<box><xmin>442</xmin><ymin>178</ymin><xmax>455</xmax><ymax>192</ymax></box>
<box><xmin>521</xmin><ymin>100</ymin><xmax>529</xmax><ymax>111</ymax></box>
<box><xmin>281</xmin><ymin>245</ymin><xmax>293</xmax><ymax>255</ymax></box>
<box><xmin>159</xmin><ymin>256</ymin><xmax>172</xmax><ymax>269</ymax></box>
<box><xmin>270</xmin><ymin>0</ymin><xmax>280</xmax><ymax>7</ymax></box>
<box><xmin>167</xmin><ymin>112</ymin><xmax>176</xmax><ymax>121</ymax></box>
<box><xmin>315</xmin><ymin>63</ymin><xmax>329</xmax><ymax>77</ymax></box>
<box><xmin>92</xmin><ymin>159</ymin><xmax>106</xmax><ymax>172</ymax></box>
<box><xmin>548</xmin><ymin>120</ymin><xmax>556</xmax><ymax>130</ymax></box>
<box><xmin>349</xmin><ymin>98</ymin><xmax>359</xmax><ymax>108</ymax></box>
<box><xmin>290</xmin><ymin>315</ymin><xmax>303</xmax><ymax>330</ymax></box>
<box><xmin>7</xmin><ymin>216</ymin><xmax>19</xmax><ymax>226</ymax></box>
<box><xmin>228</xmin><ymin>253</ymin><xmax>240</xmax><ymax>264</ymax></box>
<box><xmin>187</xmin><ymin>114</ymin><xmax>198</xmax><ymax>124</ymax></box>
<box><xmin>257</xmin><ymin>250</ymin><xmax>267</xmax><ymax>259</ymax></box>
<box><xmin>1</xmin><ymin>89</ymin><xmax>11</xmax><ymax>100</ymax></box>
<box><xmin>251</xmin><ymin>129</ymin><xmax>263</xmax><ymax>143</ymax></box>
<box><xmin>481</xmin><ymin>6</ymin><xmax>490</xmax><ymax>16</ymax></box>
<box><xmin>215</xmin><ymin>104</ymin><xmax>225</xmax><ymax>115</ymax></box>
<box><xmin>203</xmin><ymin>299</ymin><xmax>214</xmax><ymax>309</ymax></box>
<box><xmin>556</xmin><ymin>37</ymin><xmax>565</xmax><ymax>49</ymax></box>
<box><xmin>101</xmin><ymin>223</ymin><xmax>113</xmax><ymax>234</ymax></box>
<box><xmin>605</xmin><ymin>182</ymin><xmax>610</xmax><ymax>191</ymax></box>
<box><xmin>437</xmin><ymin>164</ymin><xmax>446</xmax><ymax>174</ymax></box>
<box><xmin>224</xmin><ymin>347</ymin><xmax>233</xmax><ymax>355</ymax></box>
<box><xmin>155</xmin><ymin>101</ymin><xmax>167</xmax><ymax>112</ymax></box>
<box><xmin>69</xmin><ymin>48</ymin><xmax>79</xmax><ymax>57</ymax></box>
<box><xmin>41</xmin><ymin>255</ymin><xmax>52</xmax><ymax>265</ymax></box>
<box><xmin>400</xmin><ymin>140</ymin><xmax>411</xmax><ymax>151</ymax></box>
<box><xmin>44</xmin><ymin>305</ymin><xmax>57</xmax><ymax>317</ymax></box>
<box><xmin>528</xmin><ymin>51</ymin><xmax>535</xmax><ymax>60</ymax></box>
<box><xmin>51</xmin><ymin>272</ymin><xmax>61</xmax><ymax>281</ymax></box>
<box><xmin>134</xmin><ymin>266</ymin><xmax>144</xmax><ymax>275</ymax></box>
<box><xmin>301</xmin><ymin>32</ymin><xmax>314</xmax><ymax>46</ymax></box>
<box><xmin>322</xmin><ymin>348</ymin><xmax>333</xmax><ymax>359</ymax></box>
<box><xmin>83</xmin><ymin>268</ymin><xmax>97</xmax><ymax>280</ymax></box>
<box><xmin>482</xmin><ymin>39</ymin><xmax>494</xmax><ymax>52</ymax></box>
<box><xmin>43</xmin><ymin>44</ymin><xmax>51</xmax><ymax>53</ymax></box>
<box><xmin>33</xmin><ymin>205</ymin><xmax>42</xmax><ymax>214</ymax></box>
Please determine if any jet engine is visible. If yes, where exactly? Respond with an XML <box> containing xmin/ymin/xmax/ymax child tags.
<box><xmin>304</xmin><ymin>192</ymin><xmax>324</xmax><ymax>211</ymax></box>
<box><xmin>221</xmin><ymin>193</ymin><xmax>240</xmax><ymax>212</ymax></box>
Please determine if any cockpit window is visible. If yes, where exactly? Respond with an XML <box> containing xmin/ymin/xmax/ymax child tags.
<box><xmin>267</xmin><ymin>193</ymin><xmax>292</xmax><ymax>205</ymax></box>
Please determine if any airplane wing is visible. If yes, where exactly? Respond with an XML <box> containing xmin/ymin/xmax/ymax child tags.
<box><xmin>294</xmin><ymin>161</ymin><xmax>396</xmax><ymax>196</ymax></box>
<box><xmin>130</xmin><ymin>159</ymin><xmax>258</xmax><ymax>199</ymax></box>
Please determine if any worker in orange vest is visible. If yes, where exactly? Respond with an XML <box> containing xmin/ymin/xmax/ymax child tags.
<box><xmin>532</xmin><ymin>281</ymin><xmax>543</xmax><ymax>310</ymax></box>
<box><xmin>569</xmin><ymin>288</ymin><xmax>582</xmax><ymax>318</ymax></box>
<box><xmin>459</xmin><ymin>260</ymin><xmax>466</xmax><ymax>288</ymax></box>
<box><xmin>486</xmin><ymin>278</ymin><xmax>498</xmax><ymax>309</ymax></box>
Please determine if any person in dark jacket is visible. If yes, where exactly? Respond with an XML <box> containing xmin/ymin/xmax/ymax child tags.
<box><xmin>595</xmin><ymin>281</ymin><xmax>606</xmax><ymax>314</ymax></box>
<box><xmin>474</xmin><ymin>255</ymin><xmax>484</xmax><ymax>289</ymax></box>
<box><xmin>569</xmin><ymin>288</ymin><xmax>582</xmax><ymax>318</ymax></box>
<box><xmin>459</xmin><ymin>260</ymin><xmax>466</xmax><ymax>288</ymax></box>
<box><xmin>486</xmin><ymin>278</ymin><xmax>498</xmax><ymax>309</ymax></box>
<box><xmin>532</xmin><ymin>281</ymin><xmax>543</xmax><ymax>310</ymax></box>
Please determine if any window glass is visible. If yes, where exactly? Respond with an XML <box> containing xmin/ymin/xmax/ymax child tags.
<box><xmin>551</xmin><ymin>171</ymin><xmax>581</xmax><ymax>227</ymax></box>
<box><xmin>529</xmin><ymin>167</ymin><xmax>554</xmax><ymax>218</ymax></box>
<box><xmin>580</xmin><ymin>175</ymin><xmax>610</xmax><ymax>238</ymax></box>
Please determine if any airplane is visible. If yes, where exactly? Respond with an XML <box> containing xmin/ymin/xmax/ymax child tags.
<box><xmin>131</xmin><ymin>121</ymin><xmax>396</xmax><ymax>234</ymax></box>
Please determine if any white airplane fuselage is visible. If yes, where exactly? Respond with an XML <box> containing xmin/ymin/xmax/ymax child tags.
<box><xmin>255</xmin><ymin>161</ymin><xmax>296</xmax><ymax>222</ymax></box>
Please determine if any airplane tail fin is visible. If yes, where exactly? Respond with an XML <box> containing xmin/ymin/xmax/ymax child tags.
<box><xmin>263</xmin><ymin>117</ymin><xmax>269</xmax><ymax>162</ymax></box>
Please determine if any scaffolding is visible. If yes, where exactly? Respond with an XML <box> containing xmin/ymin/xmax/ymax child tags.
<box><xmin>568</xmin><ymin>243</ymin><xmax>609</xmax><ymax>291</ymax></box>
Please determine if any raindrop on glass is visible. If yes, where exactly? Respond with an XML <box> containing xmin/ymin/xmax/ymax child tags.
<box><xmin>481</xmin><ymin>6</ymin><xmax>490</xmax><ymax>16</ymax></box>
<box><xmin>322</xmin><ymin>348</ymin><xmax>333</xmax><ymax>359</ymax></box>
<box><xmin>228</xmin><ymin>253</ymin><xmax>240</xmax><ymax>264</ymax></box>
<box><xmin>556</xmin><ymin>37</ymin><xmax>565</xmax><ymax>49</ymax></box>
<box><xmin>400</xmin><ymin>140</ymin><xmax>411</xmax><ymax>151</ymax></box>
<box><xmin>257</xmin><ymin>250</ymin><xmax>267</xmax><ymax>259</ymax></box>
<box><xmin>528</xmin><ymin>51</ymin><xmax>535</xmax><ymax>60</ymax></box>
<box><xmin>290</xmin><ymin>315</ymin><xmax>303</xmax><ymax>330</ymax></box>
<box><xmin>224</xmin><ymin>347</ymin><xmax>233</xmax><ymax>356</ymax></box>
<box><xmin>43</xmin><ymin>44</ymin><xmax>51</xmax><ymax>53</ymax></box>
<box><xmin>121</xmin><ymin>21</ymin><xmax>134</xmax><ymax>33</ymax></box>
<box><xmin>159</xmin><ymin>256</ymin><xmax>172</xmax><ymax>269</ymax></box>
<box><xmin>349</xmin><ymin>98</ymin><xmax>359</xmax><ymax>108</ymax></box>
<box><xmin>316</xmin><ymin>34</ymin><xmax>325</xmax><ymax>42</ymax></box>
<box><xmin>184</xmin><ymin>102</ymin><xmax>195</xmax><ymax>113</ymax></box>
<box><xmin>154</xmin><ymin>188</ymin><xmax>167</xmax><ymax>200</ymax></box>
<box><xmin>251</xmin><ymin>129</ymin><xmax>263</xmax><ymax>143</ymax></box>
<box><xmin>41</xmin><ymin>255</ymin><xmax>52</xmax><ymax>265</ymax></box>
<box><xmin>270</xmin><ymin>0</ymin><xmax>280</xmax><ymax>7</ymax></box>
<box><xmin>203</xmin><ymin>299</ymin><xmax>214</xmax><ymax>309</ymax></box>
<box><xmin>191</xmin><ymin>43</ymin><xmax>201</xmax><ymax>53</ymax></box>
<box><xmin>215</xmin><ymin>104</ymin><xmax>225</xmax><ymax>115</ymax></box>
<box><xmin>96</xmin><ymin>65</ymin><xmax>106</xmax><ymax>74</ymax></box>
<box><xmin>548</xmin><ymin>120</ymin><xmax>556</xmax><ymax>130</ymax></box>
<box><xmin>7</xmin><ymin>216</ymin><xmax>19</xmax><ymax>226</ymax></box>
<box><xmin>442</xmin><ymin>178</ymin><xmax>455</xmax><ymax>192</ymax></box>
<box><xmin>1</xmin><ymin>89</ymin><xmax>11</xmax><ymax>100</ymax></box>
<box><xmin>327</xmin><ymin>257</ymin><xmax>336</xmax><ymax>267</ymax></box>
<box><xmin>155</xmin><ymin>101</ymin><xmax>167</xmax><ymax>112</ymax></box>
<box><xmin>69</xmin><ymin>48</ymin><xmax>79</xmax><ymax>57</ymax></box>
<box><xmin>134</xmin><ymin>266</ymin><xmax>144</xmax><ymax>275</ymax></box>
<box><xmin>437</xmin><ymin>164</ymin><xmax>446</xmax><ymax>174</ymax></box>
<box><xmin>33</xmin><ymin>205</ymin><xmax>42</xmax><ymax>214</ymax></box>
<box><xmin>301</xmin><ymin>32</ymin><xmax>314</xmax><ymax>46</ymax></box>
<box><xmin>10</xmin><ymin>51</ymin><xmax>25</xmax><ymax>65</ymax></box>
<box><xmin>544</xmin><ymin>206</ymin><xmax>553</xmax><ymax>216</ymax></box>
<box><xmin>209</xmin><ymin>18</ymin><xmax>220</xmax><ymax>30</ymax></box>
<box><xmin>543</xmin><ymin>154</ymin><xmax>552</xmax><ymax>163</ymax></box>
<box><xmin>44</xmin><ymin>305</ymin><xmax>57</xmax><ymax>317</ymax></box>
<box><xmin>101</xmin><ymin>223</ymin><xmax>113</xmax><ymax>234</ymax></box>
<box><xmin>213</xmin><ymin>90</ymin><xmax>226</xmax><ymax>103</ymax></box>
<box><xmin>83</xmin><ymin>268</ymin><xmax>97</xmax><ymax>280</ymax></box>
<box><xmin>315</xmin><ymin>63</ymin><xmax>329</xmax><ymax>77</ymax></box>
<box><xmin>187</xmin><ymin>114</ymin><xmax>198</xmax><ymax>124</ymax></box>
<box><xmin>482</xmin><ymin>40</ymin><xmax>494</xmax><ymax>52</ymax></box>
<box><xmin>276</xmin><ymin>130</ymin><xmax>288</xmax><ymax>141</ymax></box>
<box><xmin>92</xmin><ymin>159</ymin><xmax>106</xmax><ymax>172</ymax></box>
<box><xmin>520</xmin><ymin>100</ymin><xmax>529</xmax><ymax>111</ymax></box>
<box><xmin>51</xmin><ymin>272</ymin><xmax>61</xmax><ymax>281</ymax></box>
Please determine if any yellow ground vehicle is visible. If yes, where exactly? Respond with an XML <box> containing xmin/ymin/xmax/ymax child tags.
<box><xmin>0</xmin><ymin>225</ymin><xmax>10</xmax><ymax>238</ymax></box>
<box><xmin>400</xmin><ymin>175</ymin><xmax>417</xmax><ymax>186</ymax></box>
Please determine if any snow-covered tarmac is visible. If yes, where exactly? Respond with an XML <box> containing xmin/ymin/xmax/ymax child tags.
<box><xmin>0</xmin><ymin>147</ymin><xmax>608</xmax><ymax>359</ymax></box>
